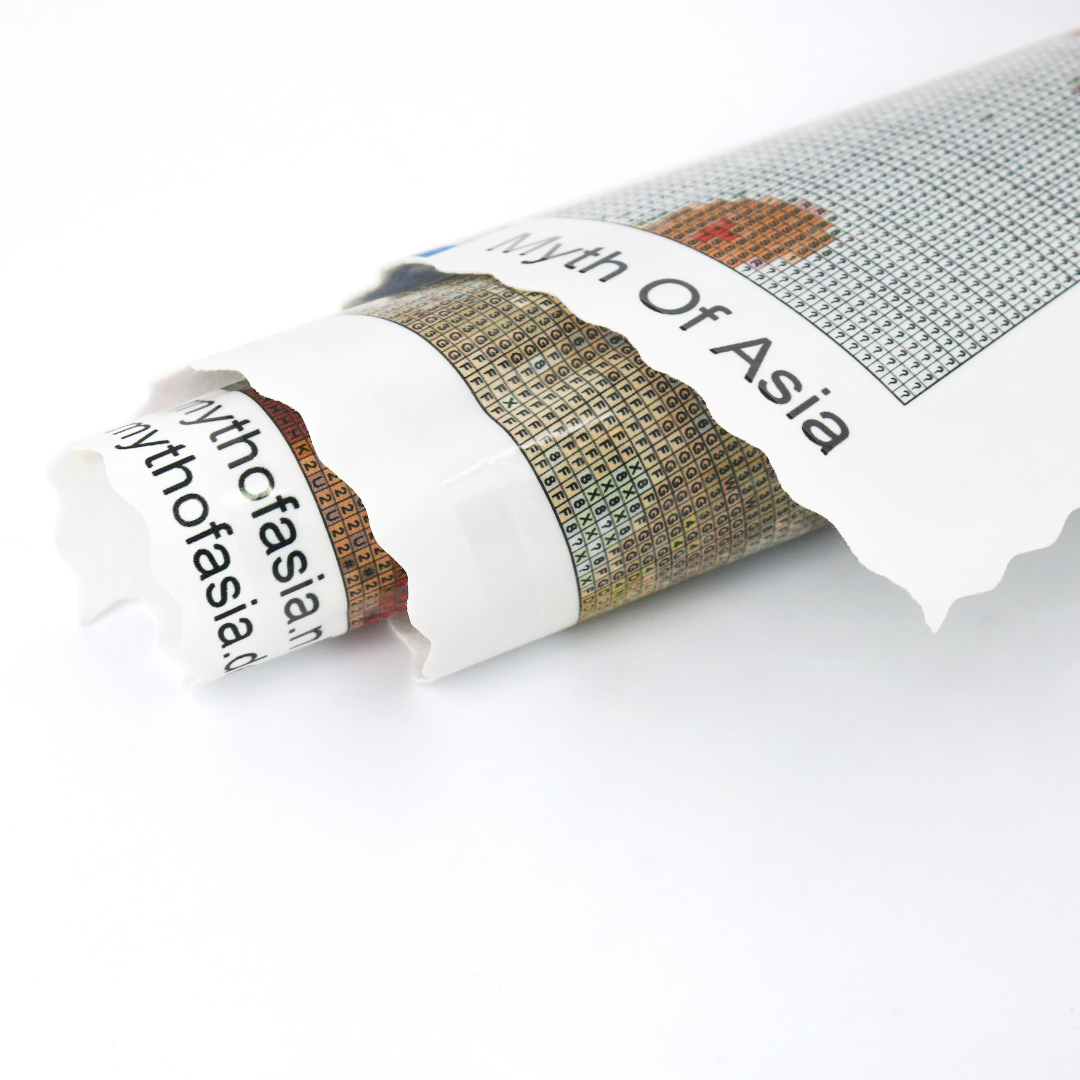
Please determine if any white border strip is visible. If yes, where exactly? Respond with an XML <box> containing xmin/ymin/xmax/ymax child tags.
<box><xmin>155</xmin><ymin>314</ymin><xmax>580</xmax><ymax>680</ymax></box>
<box><xmin>416</xmin><ymin>217</ymin><xmax>1080</xmax><ymax>628</ymax></box>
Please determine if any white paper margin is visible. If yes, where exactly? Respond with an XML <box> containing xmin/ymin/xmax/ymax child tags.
<box><xmin>410</xmin><ymin>217</ymin><xmax>1080</xmax><ymax>628</ymax></box>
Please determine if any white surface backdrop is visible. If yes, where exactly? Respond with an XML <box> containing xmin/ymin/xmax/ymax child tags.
<box><xmin>3</xmin><ymin>2</ymin><xmax>1080</xmax><ymax>1077</ymax></box>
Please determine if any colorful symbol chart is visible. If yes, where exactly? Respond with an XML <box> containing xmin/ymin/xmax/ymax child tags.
<box><xmin>561</xmin><ymin>35</ymin><xmax>1080</xmax><ymax>402</ymax></box>
<box><xmin>246</xmin><ymin>388</ymin><xmax>409</xmax><ymax>630</ymax></box>
<box><xmin>365</xmin><ymin>276</ymin><xmax>824</xmax><ymax>620</ymax></box>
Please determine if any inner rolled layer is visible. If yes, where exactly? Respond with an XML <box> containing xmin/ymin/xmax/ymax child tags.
<box><xmin>348</xmin><ymin>273</ymin><xmax>826</xmax><ymax>623</ymax></box>
<box><xmin>52</xmin><ymin>273</ymin><xmax>824</xmax><ymax>682</ymax></box>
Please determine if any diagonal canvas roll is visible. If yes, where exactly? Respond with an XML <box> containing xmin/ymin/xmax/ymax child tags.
<box><xmin>51</xmin><ymin>33</ymin><xmax>1080</xmax><ymax>680</ymax></box>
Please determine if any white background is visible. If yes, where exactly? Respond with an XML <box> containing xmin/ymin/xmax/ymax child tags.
<box><xmin>3</xmin><ymin>2</ymin><xmax>1080</xmax><ymax>1076</ymax></box>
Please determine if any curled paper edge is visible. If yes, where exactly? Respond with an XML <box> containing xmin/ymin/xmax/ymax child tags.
<box><xmin>48</xmin><ymin>446</ymin><xmax>191</xmax><ymax>683</ymax></box>
<box><xmin>49</xmin><ymin>373</ymin><xmax>361</xmax><ymax>685</ymax></box>
<box><xmin>390</xmin><ymin>219</ymin><xmax>1080</xmax><ymax>633</ymax></box>
<box><xmin>88</xmin><ymin>310</ymin><xmax>582</xmax><ymax>682</ymax></box>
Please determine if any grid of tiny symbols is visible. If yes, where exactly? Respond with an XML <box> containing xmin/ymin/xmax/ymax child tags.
<box><xmin>244</xmin><ymin>388</ymin><xmax>409</xmax><ymax>630</ymax></box>
<box><xmin>558</xmin><ymin>34</ymin><xmax>1080</xmax><ymax>403</ymax></box>
<box><xmin>360</xmin><ymin>275</ymin><xmax>824</xmax><ymax>621</ymax></box>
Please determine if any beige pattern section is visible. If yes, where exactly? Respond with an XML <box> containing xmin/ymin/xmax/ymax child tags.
<box><xmin>244</xmin><ymin>388</ymin><xmax>409</xmax><ymax>630</ymax></box>
<box><xmin>357</xmin><ymin>275</ymin><xmax>826</xmax><ymax>621</ymax></box>
<box><xmin>640</xmin><ymin>196</ymin><xmax>835</xmax><ymax>268</ymax></box>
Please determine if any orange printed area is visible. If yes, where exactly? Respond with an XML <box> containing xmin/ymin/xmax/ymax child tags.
<box><xmin>244</xmin><ymin>388</ymin><xmax>409</xmax><ymax>631</ymax></box>
<box><xmin>640</xmin><ymin>196</ymin><xmax>834</xmax><ymax>268</ymax></box>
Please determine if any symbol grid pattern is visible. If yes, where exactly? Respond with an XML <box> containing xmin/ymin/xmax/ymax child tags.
<box><xmin>558</xmin><ymin>35</ymin><xmax>1080</xmax><ymax>402</ymax></box>
<box><xmin>245</xmin><ymin>388</ymin><xmax>409</xmax><ymax>630</ymax></box>
<box><xmin>359</xmin><ymin>276</ymin><xmax>825</xmax><ymax>620</ymax></box>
